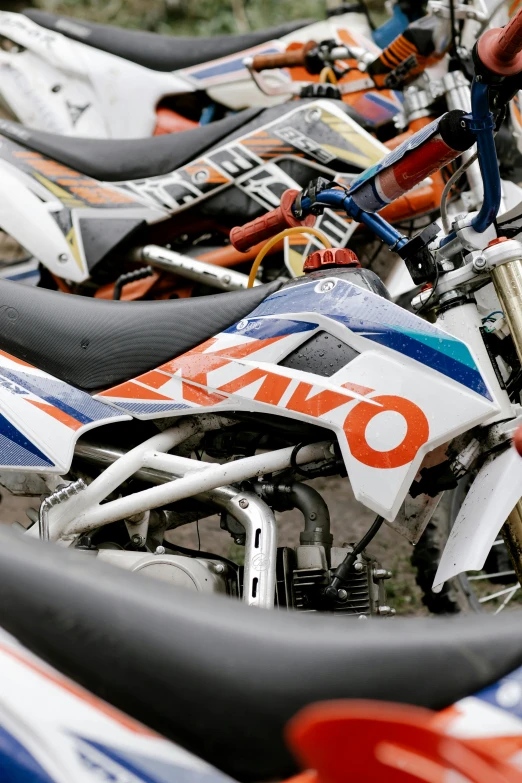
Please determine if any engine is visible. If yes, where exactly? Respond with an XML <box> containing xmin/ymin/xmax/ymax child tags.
<box><xmin>276</xmin><ymin>544</ymin><xmax>393</xmax><ymax>617</ymax></box>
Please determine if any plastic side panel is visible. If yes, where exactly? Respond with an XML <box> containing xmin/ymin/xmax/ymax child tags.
<box><xmin>0</xmin><ymin>351</ymin><xmax>128</xmax><ymax>473</ymax></box>
<box><xmin>433</xmin><ymin>447</ymin><xmax>522</xmax><ymax>592</ymax></box>
<box><xmin>0</xmin><ymin>628</ymin><xmax>232</xmax><ymax>783</ymax></box>
<box><xmin>97</xmin><ymin>278</ymin><xmax>498</xmax><ymax>520</ymax></box>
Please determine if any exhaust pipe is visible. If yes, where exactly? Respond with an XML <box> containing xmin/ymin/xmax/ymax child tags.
<box><xmin>132</xmin><ymin>244</ymin><xmax>258</xmax><ymax>291</ymax></box>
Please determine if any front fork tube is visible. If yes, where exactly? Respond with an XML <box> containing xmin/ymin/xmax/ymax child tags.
<box><xmin>492</xmin><ymin>259</ymin><xmax>522</xmax><ymax>580</ymax></box>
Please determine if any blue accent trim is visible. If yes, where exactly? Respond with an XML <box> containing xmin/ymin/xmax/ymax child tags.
<box><xmin>243</xmin><ymin>278</ymin><xmax>491</xmax><ymax>398</ymax></box>
<box><xmin>190</xmin><ymin>48</ymin><xmax>279</xmax><ymax>80</ymax></box>
<box><xmin>300</xmin><ymin>189</ymin><xmax>407</xmax><ymax>248</ymax></box>
<box><xmin>0</xmin><ymin>724</ymin><xmax>56</xmax><ymax>782</ymax></box>
<box><xmin>199</xmin><ymin>103</ymin><xmax>217</xmax><ymax>125</ymax></box>
<box><xmin>5</xmin><ymin>269</ymin><xmax>40</xmax><ymax>283</ymax></box>
<box><xmin>372</xmin><ymin>5</ymin><xmax>410</xmax><ymax>48</ymax></box>
<box><xmin>364</xmin><ymin>91</ymin><xmax>403</xmax><ymax>113</ymax></box>
<box><xmin>76</xmin><ymin>737</ymin><xmax>229</xmax><ymax>783</ymax></box>
<box><xmin>474</xmin><ymin>664</ymin><xmax>522</xmax><ymax>720</ymax></box>
<box><xmin>0</xmin><ymin>413</ymin><xmax>53</xmax><ymax>466</ymax></box>
<box><xmin>0</xmin><ymin>367</ymin><xmax>121</xmax><ymax>425</ymax></box>
<box><xmin>224</xmin><ymin>317</ymin><xmax>317</xmax><ymax>338</ymax></box>
<box><xmin>113</xmin><ymin>402</ymin><xmax>190</xmax><ymax>414</ymax></box>
<box><xmin>351</xmin><ymin>325</ymin><xmax>491</xmax><ymax>398</ymax></box>
<box><xmin>470</xmin><ymin>80</ymin><xmax>501</xmax><ymax>233</ymax></box>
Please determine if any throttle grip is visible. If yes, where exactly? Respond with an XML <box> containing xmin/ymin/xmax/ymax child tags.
<box><xmin>230</xmin><ymin>189</ymin><xmax>316</xmax><ymax>253</ymax></box>
<box><xmin>250</xmin><ymin>41</ymin><xmax>317</xmax><ymax>71</ymax></box>
<box><xmin>477</xmin><ymin>6</ymin><xmax>522</xmax><ymax>76</ymax></box>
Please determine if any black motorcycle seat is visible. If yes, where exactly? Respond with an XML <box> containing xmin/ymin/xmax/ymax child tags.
<box><xmin>0</xmin><ymin>528</ymin><xmax>521</xmax><ymax>782</ymax></box>
<box><xmin>0</xmin><ymin>109</ymin><xmax>262</xmax><ymax>182</ymax></box>
<box><xmin>0</xmin><ymin>278</ymin><xmax>281</xmax><ymax>391</ymax></box>
<box><xmin>23</xmin><ymin>10</ymin><xmax>313</xmax><ymax>72</ymax></box>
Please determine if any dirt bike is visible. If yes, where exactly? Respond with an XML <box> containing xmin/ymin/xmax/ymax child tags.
<box><xmin>1</xmin><ymin>6</ymin><xmax>522</xmax><ymax>620</ymax></box>
<box><xmin>2</xmin><ymin>525</ymin><xmax>522</xmax><ymax>781</ymax></box>
<box><xmin>0</xmin><ymin>93</ymin><xmax>460</xmax><ymax>302</ymax></box>
<box><xmin>0</xmin><ymin>6</ymin><xmax>396</xmax><ymax>138</ymax></box>
<box><xmin>0</xmin><ymin>0</ymin><xmax>515</xmax><ymax>304</ymax></box>
<box><xmin>0</xmin><ymin>0</ymin><xmax>493</xmax><ymax>140</ymax></box>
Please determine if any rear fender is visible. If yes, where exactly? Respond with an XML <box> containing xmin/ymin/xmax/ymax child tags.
<box><xmin>433</xmin><ymin>446</ymin><xmax>522</xmax><ymax>592</ymax></box>
<box><xmin>0</xmin><ymin>161</ymin><xmax>87</xmax><ymax>281</ymax></box>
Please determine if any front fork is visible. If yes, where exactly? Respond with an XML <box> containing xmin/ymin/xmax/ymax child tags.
<box><xmin>491</xmin><ymin>257</ymin><xmax>522</xmax><ymax>577</ymax></box>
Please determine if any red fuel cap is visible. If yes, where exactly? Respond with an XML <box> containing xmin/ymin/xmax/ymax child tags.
<box><xmin>304</xmin><ymin>247</ymin><xmax>360</xmax><ymax>272</ymax></box>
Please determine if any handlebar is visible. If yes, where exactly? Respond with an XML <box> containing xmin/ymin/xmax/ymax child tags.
<box><xmin>249</xmin><ymin>42</ymin><xmax>317</xmax><ymax>72</ymax></box>
<box><xmin>477</xmin><ymin>5</ymin><xmax>522</xmax><ymax>76</ymax></box>
<box><xmin>230</xmin><ymin>189</ymin><xmax>315</xmax><ymax>253</ymax></box>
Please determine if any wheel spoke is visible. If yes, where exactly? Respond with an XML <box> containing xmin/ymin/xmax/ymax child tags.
<box><xmin>478</xmin><ymin>585</ymin><xmax>522</xmax><ymax>603</ymax></box>
<box><xmin>468</xmin><ymin>570</ymin><xmax>516</xmax><ymax>581</ymax></box>
<box><xmin>494</xmin><ymin>585</ymin><xmax>521</xmax><ymax>614</ymax></box>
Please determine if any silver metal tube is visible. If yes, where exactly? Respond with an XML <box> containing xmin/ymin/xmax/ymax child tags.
<box><xmin>67</xmin><ymin>441</ymin><xmax>333</xmax><ymax>535</ymax></box>
<box><xmin>135</xmin><ymin>245</ymin><xmax>258</xmax><ymax>291</ymax></box>
<box><xmin>75</xmin><ymin>442</ymin><xmax>278</xmax><ymax>608</ymax></box>
<box><xmin>198</xmin><ymin>488</ymin><xmax>277</xmax><ymax>609</ymax></box>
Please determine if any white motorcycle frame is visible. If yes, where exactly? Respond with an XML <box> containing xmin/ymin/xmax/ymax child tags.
<box><xmin>0</xmin><ymin>12</ymin><xmax>374</xmax><ymax>138</ymax></box>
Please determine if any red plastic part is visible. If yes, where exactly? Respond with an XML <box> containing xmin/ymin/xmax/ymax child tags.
<box><xmin>514</xmin><ymin>425</ymin><xmax>522</xmax><ymax>456</ymax></box>
<box><xmin>153</xmin><ymin>107</ymin><xmax>198</xmax><ymax>135</ymax></box>
<box><xmin>229</xmin><ymin>189</ymin><xmax>316</xmax><ymax>253</ymax></box>
<box><xmin>304</xmin><ymin>247</ymin><xmax>360</xmax><ymax>272</ymax></box>
<box><xmin>477</xmin><ymin>8</ymin><xmax>522</xmax><ymax>76</ymax></box>
<box><xmin>286</xmin><ymin>700</ymin><xmax>522</xmax><ymax>783</ymax></box>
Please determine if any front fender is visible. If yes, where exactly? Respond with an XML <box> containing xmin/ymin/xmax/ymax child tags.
<box><xmin>433</xmin><ymin>446</ymin><xmax>522</xmax><ymax>592</ymax></box>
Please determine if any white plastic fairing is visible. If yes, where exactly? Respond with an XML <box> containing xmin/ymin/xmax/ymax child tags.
<box><xmin>433</xmin><ymin>447</ymin><xmax>522</xmax><ymax>593</ymax></box>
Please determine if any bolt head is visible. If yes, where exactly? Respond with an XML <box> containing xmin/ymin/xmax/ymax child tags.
<box><xmin>155</xmin><ymin>545</ymin><xmax>166</xmax><ymax>555</ymax></box>
<box><xmin>131</xmin><ymin>534</ymin><xmax>144</xmax><ymax>546</ymax></box>
<box><xmin>472</xmin><ymin>255</ymin><xmax>487</xmax><ymax>272</ymax></box>
<box><xmin>353</xmin><ymin>561</ymin><xmax>364</xmax><ymax>573</ymax></box>
<box><xmin>58</xmin><ymin>253</ymin><xmax>69</xmax><ymax>264</ymax></box>
<box><xmin>337</xmin><ymin>588</ymin><xmax>348</xmax><ymax>601</ymax></box>
<box><xmin>234</xmin><ymin>536</ymin><xmax>244</xmax><ymax>545</ymax></box>
<box><xmin>222</xmin><ymin>274</ymin><xmax>231</xmax><ymax>284</ymax></box>
<box><xmin>238</xmin><ymin>498</ymin><xmax>249</xmax><ymax>509</ymax></box>
<box><xmin>214</xmin><ymin>562</ymin><xmax>225</xmax><ymax>574</ymax></box>
<box><xmin>309</xmin><ymin>512</ymin><xmax>317</xmax><ymax>521</ymax></box>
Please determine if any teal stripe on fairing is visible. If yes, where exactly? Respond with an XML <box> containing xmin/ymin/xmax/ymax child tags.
<box><xmin>398</xmin><ymin>329</ymin><xmax>478</xmax><ymax>370</ymax></box>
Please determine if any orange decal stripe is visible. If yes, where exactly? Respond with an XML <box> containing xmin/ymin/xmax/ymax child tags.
<box><xmin>100</xmin><ymin>381</ymin><xmax>172</xmax><ymax>401</ymax></box>
<box><xmin>0</xmin><ymin>350</ymin><xmax>35</xmax><ymax>368</ymax></box>
<box><xmin>27</xmin><ymin>400</ymin><xmax>83</xmax><ymax>430</ymax></box>
<box><xmin>286</xmin><ymin>382</ymin><xmax>355</xmax><ymax>417</ymax></box>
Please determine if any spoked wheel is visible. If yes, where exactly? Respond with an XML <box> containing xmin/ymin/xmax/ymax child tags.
<box><xmin>412</xmin><ymin>479</ymin><xmax>522</xmax><ymax>614</ymax></box>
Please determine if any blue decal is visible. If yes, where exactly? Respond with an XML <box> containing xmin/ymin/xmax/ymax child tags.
<box><xmin>474</xmin><ymin>664</ymin><xmax>522</xmax><ymax>721</ymax></box>
<box><xmin>0</xmin><ymin>413</ymin><xmax>53</xmax><ymax>467</ymax></box>
<box><xmin>75</xmin><ymin>736</ymin><xmax>232</xmax><ymax>783</ymax></box>
<box><xmin>240</xmin><ymin>279</ymin><xmax>491</xmax><ymax>399</ymax></box>
<box><xmin>0</xmin><ymin>367</ymin><xmax>122</xmax><ymax>425</ymax></box>
<box><xmin>113</xmin><ymin>402</ymin><xmax>190</xmax><ymax>414</ymax></box>
<box><xmin>224</xmin><ymin>317</ymin><xmax>317</xmax><ymax>339</ymax></box>
<box><xmin>0</xmin><ymin>724</ymin><xmax>56</xmax><ymax>782</ymax></box>
<box><xmin>189</xmin><ymin>48</ymin><xmax>279</xmax><ymax>80</ymax></box>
